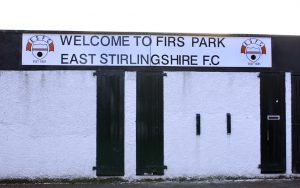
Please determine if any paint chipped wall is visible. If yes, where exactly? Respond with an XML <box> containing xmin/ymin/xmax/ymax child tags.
<box><xmin>0</xmin><ymin>71</ymin><xmax>293</xmax><ymax>178</ymax></box>
<box><xmin>164</xmin><ymin>72</ymin><xmax>261</xmax><ymax>177</ymax></box>
<box><xmin>0</xmin><ymin>71</ymin><xmax>96</xmax><ymax>178</ymax></box>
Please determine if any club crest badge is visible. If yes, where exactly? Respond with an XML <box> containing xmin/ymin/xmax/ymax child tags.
<box><xmin>26</xmin><ymin>35</ymin><xmax>54</xmax><ymax>60</ymax></box>
<box><xmin>241</xmin><ymin>38</ymin><xmax>266</xmax><ymax>63</ymax></box>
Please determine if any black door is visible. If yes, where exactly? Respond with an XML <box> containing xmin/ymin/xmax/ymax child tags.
<box><xmin>260</xmin><ymin>72</ymin><xmax>286</xmax><ymax>173</ymax></box>
<box><xmin>96</xmin><ymin>71</ymin><xmax>124</xmax><ymax>176</ymax></box>
<box><xmin>292</xmin><ymin>74</ymin><xmax>300</xmax><ymax>173</ymax></box>
<box><xmin>136</xmin><ymin>71</ymin><xmax>165</xmax><ymax>175</ymax></box>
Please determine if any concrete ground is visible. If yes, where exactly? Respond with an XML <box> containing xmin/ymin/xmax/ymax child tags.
<box><xmin>0</xmin><ymin>180</ymin><xmax>300</xmax><ymax>188</ymax></box>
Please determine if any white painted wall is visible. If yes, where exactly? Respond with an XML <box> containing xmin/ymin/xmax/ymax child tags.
<box><xmin>0</xmin><ymin>71</ymin><xmax>294</xmax><ymax>179</ymax></box>
<box><xmin>124</xmin><ymin>72</ymin><xmax>136</xmax><ymax>178</ymax></box>
<box><xmin>164</xmin><ymin>72</ymin><xmax>261</xmax><ymax>177</ymax></box>
<box><xmin>0</xmin><ymin>71</ymin><xmax>96</xmax><ymax>178</ymax></box>
<box><xmin>286</xmin><ymin>73</ymin><xmax>292</xmax><ymax>175</ymax></box>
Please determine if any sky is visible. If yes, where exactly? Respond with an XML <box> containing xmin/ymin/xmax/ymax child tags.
<box><xmin>0</xmin><ymin>0</ymin><xmax>299</xmax><ymax>35</ymax></box>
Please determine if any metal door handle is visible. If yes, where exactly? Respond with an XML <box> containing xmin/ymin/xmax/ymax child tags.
<box><xmin>267</xmin><ymin>115</ymin><xmax>280</xmax><ymax>120</ymax></box>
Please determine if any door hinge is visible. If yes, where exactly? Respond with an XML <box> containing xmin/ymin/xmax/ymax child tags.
<box><xmin>138</xmin><ymin>71</ymin><xmax>167</xmax><ymax>77</ymax></box>
<box><xmin>145</xmin><ymin>165</ymin><xmax>168</xmax><ymax>171</ymax></box>
<box><xmin>92</xmin><ymin>166</ymin><xmax>97</xmax><ymax>171</ymax></box>
<box><xmin>93</xmin><ymin>71</ymin><xmax>124</xmax><ymax>77</ymax></box>
<box><xmin>258</xmin><ymin>164</ymin><xmax>261</xmax><ymax>169</ymax></box>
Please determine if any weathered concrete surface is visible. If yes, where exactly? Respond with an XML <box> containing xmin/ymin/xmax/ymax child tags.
<box><xmin>0</xmin><ymin>180</ymin><xmax>300</xmax><ymax>188</ymax></box>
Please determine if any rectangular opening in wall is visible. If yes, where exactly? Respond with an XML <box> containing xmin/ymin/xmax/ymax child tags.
<box><xmin>96</xmin><ymin>71</ymin><xmax>124</xmax><ymax>176</ymax></box>
<box><xmin>196</xmin><ymin>114</ymin><xmax>201</xmax><ymax>136</ymax></box>
<box><xmin>136</xmin><ymin>71</ymin><xmax>165</xmax><ymax>175</ymax></box>
<box><xmin>260</xmin><ymin>72</ymin><xmax>286</xmax><ymax>173</ymax></box>
<box><xmin>227</xmin><ymin>113</ymin><xmax>231</xmax><ymax>134</ymax></box>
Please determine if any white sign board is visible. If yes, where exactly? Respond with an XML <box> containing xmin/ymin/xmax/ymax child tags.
<box><xmin>22</xmin><ymin>34</ymin><xmax>272</xmax><ymax>67</ymax></box>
